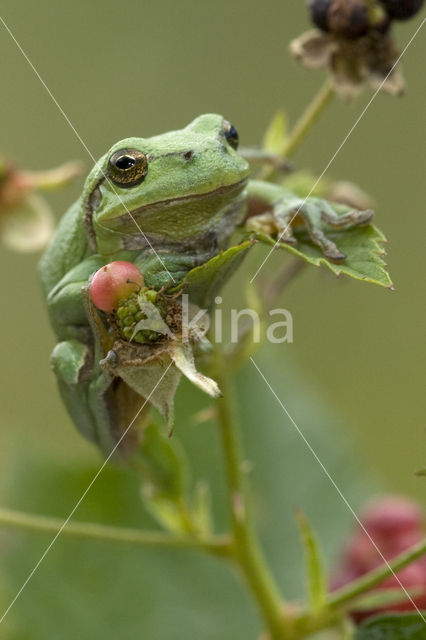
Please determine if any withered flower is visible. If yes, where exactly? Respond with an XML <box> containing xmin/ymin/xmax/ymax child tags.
<box><xmin>0</xmin><ymin>158</ymin><xmax>81</xmax><ymax>252</ymax></box>
<box><xmin>89</xmin><ymin>262</ymin><xmax>220</xmax><ymax>432</ymax></box>
<box><xmin>290</xmin><ymin>0</ymin><xmax>415</xmax><ymax>100</ymax></box>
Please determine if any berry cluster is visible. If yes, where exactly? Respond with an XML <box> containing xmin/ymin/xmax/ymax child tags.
<box><xmin>89</xmin><ymin>260</ymin><xmax>166</xmax><ymax>344</ymax></box>
<box><xmin>332</xmin><ymin>496</ymin><xmax>426</xmax><ymax>619</ymax></box>
<box><xmin>115</xmin><ymin>288</ymin><xmax>163</xmax><ymax>344</ymax></box>
<box><xmin>308</xmin><ymin>0</ymin><xmax>424</xmax><ymax>39</ymax></box>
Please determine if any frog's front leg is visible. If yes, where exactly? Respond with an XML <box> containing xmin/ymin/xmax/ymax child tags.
<box><xmin>46</xmin><ymin>256</ymin><xmax>144</xmax><ymax>453</ymax></box>
<box><xmin>245</xmin><ymin>180</ymin><xmax>373</xmax><ymax>262</ymax></box>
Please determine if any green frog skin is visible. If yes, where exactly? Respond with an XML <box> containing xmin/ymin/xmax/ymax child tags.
<box><xmin>39</xmin><ymin>113</ymin><xmax>372</xmax><ymax>452</ymax></box>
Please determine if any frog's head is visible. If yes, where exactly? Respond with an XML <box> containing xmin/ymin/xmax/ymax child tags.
<box><xmin>83</xmin><ymin>114</ymin><xmax>250</xmax><ymax>256</ymax></box>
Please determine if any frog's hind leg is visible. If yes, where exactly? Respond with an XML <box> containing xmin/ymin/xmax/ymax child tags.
<box><xmin>51</xmin><ymin>339</ymin><xmax>103</xmax><ymax>447</ymax></box>
<box><xmin>272</xmin><ymin>202</ymin><xmax>299</xmax><ymax>245</ymax></box>
<box><xmin>296</xmin><ymin>202</ymin><xmax>347</xmax><ymax>262</ymax></box>
<box><xmin>51</xmin><ymin>339</ymin><xmax>143</xmax><ymax>454</ymax></box>
<box><xmin>288</xmin><ymin>201</ymin><xmax>347</xmax><ymax>263</ymax></box>
<box><xmin>290</xmin><ymin>200</ymin><xmax>373</xmax><ymax>262</ymax></box>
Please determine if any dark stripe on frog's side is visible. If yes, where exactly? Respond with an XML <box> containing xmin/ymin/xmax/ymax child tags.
<box><xmin>84</xmin><ymin>175</ymin><xmax>106</xmax><ymax>251</ymax></box>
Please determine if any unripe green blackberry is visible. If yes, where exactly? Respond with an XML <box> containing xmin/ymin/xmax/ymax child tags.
<box><xmin>379</xmin><ymin>0</ymin><xmax>424</xmax><ymax>20</ymax></box>
<box><xmin>328</xmin><ymin>0</ymin><xmax>370</xmax><ymax>39</ymax></box>
<box><xmin>115</xmin><ymin>289</ymin><xmax>164</xmax><ymax>344</ymax></box>
<box><xmin>308</xmin><ymin>0</ymin><xmax>333</xmax><ymax>32</ymax></box>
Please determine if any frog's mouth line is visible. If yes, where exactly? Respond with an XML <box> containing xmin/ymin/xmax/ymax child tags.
<box><xmin>115</xmin><ymin>175</ymin><xmax>248</xmax><ymax>224</ymax></box>
<box><xmin>85</xmin><ymin>176</ymin><xmax>247</xmax><ymax>252</ymax></box>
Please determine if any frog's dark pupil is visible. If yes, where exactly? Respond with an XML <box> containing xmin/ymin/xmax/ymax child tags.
<box><xmin>116</xmin><ymin>155</ymin><xmax>136</xmax><ymax>170</ymax></box>
<box><xmin>223</xmin><ymin>121</ymin><xmax>239</xmax><ymax>150</ymax></box>
<box><xmin>228</xmin><ymin>125</ymin><xmax>238</xmax><ymax>141</ymax></box>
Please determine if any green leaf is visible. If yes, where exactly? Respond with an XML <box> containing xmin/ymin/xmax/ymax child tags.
<box><xmin>295</xmin><ymin>509</ymin><xmax>328</xmax><ymax>613</ymax></box>
<box><xmin>262</xmin><ymin>109</ymin><xmax>288</xmax><ymax>153</ymax></box>
<box><xmin>354</xmin><ymin>613</ymin><xmax>426</xmax><ymax>640</ymax></box>
<box><xmin>140</xmin><ymin>492</ymin><xmax>187</xmax><ymax>534</ymax></box>
<box><xmin>172</xmin><ymin>239</ymin><xmax>255</xmax><ymax>307</ymax></box>
<box><xmin>137</xmin><ymin>426</ymin><xmax>190</xmax><ymax>533</ymax></box>
<box><xmin>254</xmin><ymin>222</ymin><xmax>393</xmax><ymax>288</ymax></box>
<box><xmin>282</xmin><ymin>170</ymin><xmax>330</xmax><ymax>199</ymax></box>
<box><xmin>0</xmin><ymin>351</ymin><xmax>376</xmax><ymax>640</ymax></box>
<box><xmin>414</xmin><ymin>467</ymin><xmax>426</xmax><ymax>477</ymax></box>
<box><xmin>191</xmin><ymin>481</ymin><xmax>213</xmax><ymax>537</ymax></box>
<box><xmin>136</xmin><ymin>422</ymin><xmax>189</xmax><ymax>502</ymax></box>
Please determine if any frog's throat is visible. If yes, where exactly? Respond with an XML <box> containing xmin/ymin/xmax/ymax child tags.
<box><xmin>85</xmin><ymin>177</ymin><xmax>248</xmax><ymax>255</ymax></box>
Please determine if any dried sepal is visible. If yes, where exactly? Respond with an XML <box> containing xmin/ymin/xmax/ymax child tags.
<box><xmin>290</xmin><ymin>28</ymin><xmax>405</xmax><ymax>101</ymax></box>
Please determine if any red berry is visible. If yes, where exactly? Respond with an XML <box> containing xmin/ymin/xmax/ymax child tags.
<box><xmin>332</xmin><ymin>495</ymin><xmax>426</xmax><ymax>621</ymax></box>
<box><xmin>361</xmin><ymin>496</ymin><xmax>424</xmax><ymax>538</ymax></box>
<box><xmin>89</xmin><ymin>261</ymin><xmax>144</xmax><ymax>312</ymax></box>
<box><xmin>344</xmin><ymin>533</ymin><xmax>382</xmax><ymax>574</ymax></box>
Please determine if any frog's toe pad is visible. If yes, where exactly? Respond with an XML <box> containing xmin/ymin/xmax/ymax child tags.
<box><xmin>355</xmin><ymin>209</ymin><xmax>374</xmax><ymax>227</ymax></box>
<box><xmin>325</xmin><ymin>246</ymin><xmax>346</xmax><ymax>263</ymax></box>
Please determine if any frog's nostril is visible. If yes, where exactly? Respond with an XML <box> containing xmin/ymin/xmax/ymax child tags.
<box><xmin>183</xmin><ymin>150</ymin><xmax>194</xmax><ymax>161</ymax></box>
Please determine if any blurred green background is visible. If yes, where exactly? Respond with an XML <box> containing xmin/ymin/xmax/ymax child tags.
<box><xmin>0</xmin><ymin>1</ymin><xmax>424</xmax><ymax>638</ymax></box>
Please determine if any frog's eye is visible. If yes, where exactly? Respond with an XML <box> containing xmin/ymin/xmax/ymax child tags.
<box><xmin>107</xmin><ymin>148</ymin><xmax>148</xmax><ymax>188</ymax></box>
<box><xmin>222</xmin><ymin>120</ymin><xmax>239</xmax><ymax>150</ymax></box>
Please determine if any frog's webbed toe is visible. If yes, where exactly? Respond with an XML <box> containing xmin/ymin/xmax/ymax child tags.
<box><xmin>246</xmin><ymin>188</ymin><xmax>374</xmax><ymax>262</ymax></box>
<box><xmin>292</xmin><ymin>198</ymin><xmax>374</xmax><ymax>262</ymax></box>
<box><xmin>299</xmin><ymin>203</ymin><xmax>347</xmax><ymax>262</ymax></box>
<box><xmin>318</xmin><ymin>199</ymin><xmax>374</xmax><ymax>229</ymax></box>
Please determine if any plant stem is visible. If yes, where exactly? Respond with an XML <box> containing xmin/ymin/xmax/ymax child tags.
<box><xmin>262</xmin><ymin>258</ymin><xmax>306</xmax><ymax>308</ymax></box>
<box><xmin>283</xmin><ymin>79</ymin><xmax>334</xmax><ymax>159</ymax></box>
<box><xmin>328</xmin><ymin>538</ymin><xmax>426</xmax><ymax>609</ymax></box>
<box><xmin>214</xmin><ymin>350</ymin><xmax>289</xmax><ymax>639</ymax></box>
<box><xmin>262</xmin><ymin>79</ymin><xmax>334</xmax><ymax>181</ymax></box>
<box><xmin>0</xmin><ymin>507</ymin><xmax>230</xmax><ymax>558</ymax></box>
<box><xmin>293</xmin><ymin>538</ymin><xmax>426</xmax><ymax>637</ymax></box>
<box><xmin>225</xmin><ymin>257</ymin><xmax>305</xmax><ymax>370</ymax></box>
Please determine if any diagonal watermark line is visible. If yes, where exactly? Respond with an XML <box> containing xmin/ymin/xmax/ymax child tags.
<box><xmin>0</xmin><ymin>15</ymin><xmax>176</xmax><ymax>283</ymax></box>
<box><xmin>250</xmin><ymin>356</ymin><xmax>426</xmax><ymax>623</ymax></box>
<box><xmin>250</xmin><ymin>17</ymin><xmax>426</xmax><ymax>284</ymax></box>
<box><xmin>0</xmin><ymin>361</ymin><xmax>173</xmax><ymax>626</ymax></box>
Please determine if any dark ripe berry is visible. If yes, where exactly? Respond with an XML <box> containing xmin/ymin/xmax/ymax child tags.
<box><xmin>328</xmin><ymin>0</ymin><xmax>370</xmax><ymax>39</ymax></box>
<box><xmin>379</xmin><ymin>0</ymin><xmax>424</xmax><ymax>20</ymax></box>
<box><xmin>308</xmin><ymin>0</ymin><xmax>333</xmax><ymax>32</ymax></box>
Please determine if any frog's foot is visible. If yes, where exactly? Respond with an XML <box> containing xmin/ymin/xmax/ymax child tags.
<box><xmin>248</xmin><ymin>198</ymin><xmax>374</xmax><ymax>263</ymax></box>
<box><xmin>306</xmin><ymin>199</ymin><xmax>374</xmax><ymax>261</ymax></box>
<box><xmin>318</xmin><ymin>199</ymin><xmax>374</xmax><ymax>229</ymax></box>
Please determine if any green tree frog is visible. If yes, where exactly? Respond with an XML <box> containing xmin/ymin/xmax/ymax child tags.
<box><xmin>39</xmin><ymin>114</ymin><xmax>373</xmax><ymax>453</ymax></box>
